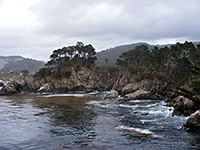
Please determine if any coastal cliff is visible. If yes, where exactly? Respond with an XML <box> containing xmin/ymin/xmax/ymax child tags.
<box><xmin>0</xmin><ymin>66</ymin><xmax>118</xmax><ymax>95</ymax></box>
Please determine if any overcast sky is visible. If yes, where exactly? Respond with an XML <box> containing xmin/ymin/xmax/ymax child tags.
<box><xmin>0</xmin><ymin>0</ymin><xmax>200</xmax><ymax>61</ymax></box>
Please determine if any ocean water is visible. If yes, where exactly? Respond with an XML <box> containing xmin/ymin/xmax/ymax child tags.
<box><xmin>0</xmin><ymin>92</ymin><xmax>199</xmax><ymax>150</ymax></box>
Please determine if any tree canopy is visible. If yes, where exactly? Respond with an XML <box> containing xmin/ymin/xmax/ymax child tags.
<box><xmin>46</xmin><ymin>41</ymin><xmax>97</xmax><ymax>68</ymax></box>
<box><xmin>35</xmin><ymin>42</ymin><xmax>97</xmax><ymax>79</ymax></box>
<box><xmin>116</xmin><ymin>41</ymin><xmax>200</xmax><ymax>84</ymax></box>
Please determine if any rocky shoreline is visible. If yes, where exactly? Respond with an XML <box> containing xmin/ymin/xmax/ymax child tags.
<box><xmin>0</xmin><ymin>68</ymin><xmax>199</xmax><ymax>131</ymax></box>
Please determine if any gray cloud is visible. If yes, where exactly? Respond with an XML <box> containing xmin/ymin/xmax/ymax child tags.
<box><xmin>0</xmin><ymin>0</ymin><xmax>200</xmax><ymax>61</ymax></box>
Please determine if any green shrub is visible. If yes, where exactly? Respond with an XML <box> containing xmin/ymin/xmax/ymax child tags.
<box><xmin>52</xmin><ymin>69</ymin><xmax>61</xmax><ymax>79</ymax></box>
<box><xmin>64</xmin><ymin>71</ymin><xmax>72</xmax><ymax>78</ymax></box>
<box><xmin>34</xmin><ymin>68</ymin><xmax>51</xmax><ymax>78</ymax></box>
<box><xmin>108</xmin><ymin>67</ymin><xmax>119</xmax><ymax>73</ymax></box>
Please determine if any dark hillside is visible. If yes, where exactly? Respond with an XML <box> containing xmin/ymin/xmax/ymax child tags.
<box><xmin>96</xmin><ymin>42</ymin><xmax>171</xmax><ymax>66</ymax></box>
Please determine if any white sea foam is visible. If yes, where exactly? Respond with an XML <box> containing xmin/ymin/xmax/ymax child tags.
<box><xmin>118</xmin><ymin>104</ymin><xmax>138</xmax><ymax>108</ymax></box>
<box><xmin>86</xmin><ymin>100</ymin><xmax>110</xmax><ymax>108</ymax></box>
<box><xmin>129</xmin><ymin>100</ymin><xmax>155</xmax><ymax>103</ymax></box>
<box><xmin>88</xmin><ymin>91</ymin><xmax>99</xmax><ymax>95</ymax></box>
<box><xmin>140</xmin><ymin>119</ymin><xmax>158</xmax><ymax>123</ymax></box>
<box><xmin>116</xmin><ymin>125</ymin><xmax>158</xmax><ymax>137</ymax></box>
<box><xmin>117</xmin><ymin>103</ymin><xmax>158</xmax><ymax>109</ymax></box>
<box><xmin>41</xmin><ymin>93</ymin><xmax>88</xmax><ymax>97</ymax></box>
<box><xmin>86</xmin><ymin>100</ymin><xmax>102</xmax><ymax>105</ymax></box>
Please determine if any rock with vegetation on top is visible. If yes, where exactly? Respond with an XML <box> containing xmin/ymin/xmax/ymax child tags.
<box><xmin>104</xmin><ymin>90</ymin><xmax>118</xmax><ymax>99</ymax></box>
<box><xmin>183</xmin><ymin>110</ymin><xmax>200</xmax><ymax>130</ymax></box>
<box><xmin>124</xmin><ymin>90</ymin><xmax>149</xmax><ymax>100</ymax></box>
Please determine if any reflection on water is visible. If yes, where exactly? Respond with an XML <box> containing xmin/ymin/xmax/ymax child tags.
<box><xmin>0</xmin><ymin>92</ymin><xmax>200</xmax><ymax>150</ymax></box>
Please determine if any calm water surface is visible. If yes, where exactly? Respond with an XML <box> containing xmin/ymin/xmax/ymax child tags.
<box><xmin>0</xmin><ymin>92</ymin><xmax>200</xmax><ymax>150</ymax></box>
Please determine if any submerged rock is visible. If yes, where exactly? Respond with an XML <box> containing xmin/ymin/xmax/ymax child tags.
<box><xmin>104</xmin><ymin>90</ymin><xmax>118</xmax><ymax>99</ymax></box>
<box><xmin>183</xmin><ymin>110</ymin><xmax>200</xmax><ymax>130</ymax></box>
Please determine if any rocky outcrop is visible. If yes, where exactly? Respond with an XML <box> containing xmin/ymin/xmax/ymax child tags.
<box><xmin>42</xmin><ymin>68</ymin><xmax>105</xmax><ymax>92</ymax></box>
<box><xmin>124</xmin><ymin>90</ymin><xmax>149</xmax><ymax>100</ymax></box>
<box><xmin>38</xmin><ymin>83</ymin><xmax>54</xmax><ymax>92</ymax></box>
<box><xmin>0</xmin><ymin>82</ymin><xmax>17</xmax><ymax>95</ymax></box>
<box><xmin>0</xmin><ymin>67</ymin><xmax>118</xmax><ymax>95</ymax></box>
<box><xmin>121</xmin><ymin>82</ymin><xmax>143</xmax><ymax>96</ymax></box>
<box><xmin>172</xmin><ymin>96</ymin><xmax>198</xmax><ymax>116</ymax></box>
<box><xmin>183</xmin><ymin>110</ymin><xmax>200</xmax><ymax>130</ymax></box>
<box><xmin>0</xmin><ymin>78</ymin><xmax>45</xmax><ymax>95</ymax></box>
<box><xmin>114</xmin><ymin>77</ymin><xmax>168</xmax><ymax>100</ymax></box>
<box><xmin>104</xmin><ymin>90</ymin><xmax>118</xmax><ymax>99</ymax></box>
<box><xmin>113</xmin><ymin>71</ymin><xmax>131</xmax><ymax>93</ymax></box>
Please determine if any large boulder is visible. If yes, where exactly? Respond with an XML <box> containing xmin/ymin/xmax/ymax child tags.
<box><xmin>172</xmin><ymin>96</ymin><xmax>197</xmax><ymax>116</ymax></box>
<box><xmin>124</xmin><ymin>90</ymin><xmax>149</xmax><ymax>100</ymax></box>
<box><xmin>104</xmin><ymin>90</ymin><xmax>118</xmax><ymax>99</ymax></box>
<box><xmin>183</xmin><ymin>110</ymin><xmax>200</xmax><ymax>130</ymax></box>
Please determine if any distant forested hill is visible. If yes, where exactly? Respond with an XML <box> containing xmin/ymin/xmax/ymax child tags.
<box><xmin>96</xmin><ymin>42</ymin><xmax>200</xmax><ymax>67</ymax></box>
<box><xmin>0</xmin><ymin>56</ymin><xmax>45</xmax><ymax>73</ymax></box>
<box><xmin>96</xmin><ymin>42</ymin><xmax>171</xmax><ymax>66</ymax></box>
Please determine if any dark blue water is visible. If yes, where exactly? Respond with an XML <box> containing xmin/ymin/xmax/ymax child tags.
<box><xmin>0</xmin><ymin>92</ymin><xmax>199</xmax><ymax>150</ymax></box>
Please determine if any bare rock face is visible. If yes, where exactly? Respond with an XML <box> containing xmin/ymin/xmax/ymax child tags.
<box><xmin>115</xmin><ymin>78</ymin><xmax>167</xmax><ymax>100</ymax></box>
<box><xmin>0</xmin><ymin>77</ymin><xmax>45</xmax><ymax>95</ymax></box>
<box><xmin>0</xmin><ymin>82</ymin><xmax>17</xmax><ymax>95</ymax></box>
<box><xmin>183</xmin><ymin>110</ymin><xmax>200</xmax><ymax>130</ymax></box>
<box><xmin>113</xmin><ymin>72</ymin><xmax>131</xmax><ymax>92</ymax></box>
<box><xmin>38</xmin><ymin>83</ymin><xmax>53</xmax><ymax>92</ymax></box>
<box><xmin>172</xmin><ymin>96</ymin><xmax>197</xmax><ymax>116</ymax></box>
<box><xmin>122</xmin><ymin>82</ymin><xmax>143</xmax><ymax>96</ymax></box>
<box><xmin>104</xmin><ymin>90</ymin><xmax>118</xmax><ymax>99</ymax></box>
<box><xmin>124</xmin><ymin>90</ymin><xmax>149</xmax><ymax>100</ymax></box>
